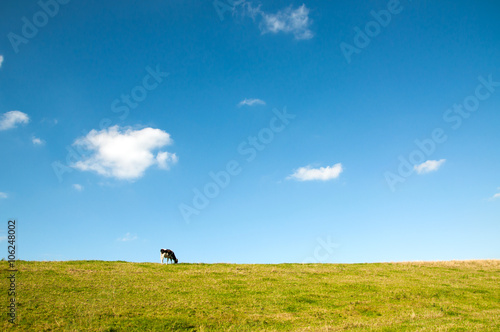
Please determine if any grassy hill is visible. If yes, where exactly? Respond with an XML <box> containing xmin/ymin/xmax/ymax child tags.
<box><xmin>1</xmin><ymin>260</ymin><xmax>499</xmax><ymax>331</ymax></box>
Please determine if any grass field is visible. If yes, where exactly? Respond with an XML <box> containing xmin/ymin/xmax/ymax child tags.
<box><xmin>1</xmin><ymin>260</ymin><xmax>499</xmax><ymax>331</ymax></box>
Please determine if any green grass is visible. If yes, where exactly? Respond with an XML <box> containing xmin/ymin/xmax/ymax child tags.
<box><xmin>1</xmin><ymin>260</ymin><xmax>499</xmax><ymax>331</ymax></box>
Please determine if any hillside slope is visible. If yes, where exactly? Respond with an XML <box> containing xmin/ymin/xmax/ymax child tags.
<box><xmin>1</xmin><ymin>260</ymin><xmax>499</xmax><ymax>331</ymax></box>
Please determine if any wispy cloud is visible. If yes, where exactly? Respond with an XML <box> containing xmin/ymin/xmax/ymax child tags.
<box><xmin>0</xmin><ymin>192</ymin><xmax>7</xmax><ymax>199</ymax></box>
<box><xmin>288</xmin><ymin>163</ymin><xmax>343</xmax><ymax>181</ymax></box>
<box><xmin>489</xmin><ymin>188</ymin><xmax>500</xmax><ymax>201</ymax></box>
<box><xmin>260</xmin><ymin>4</ymin><xmax>313</xmax><ymax>40</ymax></box>
<box><xmin>72</xmin><ymin>126</ymin><xmax>178</xmax><ymax>180</ymax></box>
<box><xmin>117</xmin><ymin>232</ymin><xmax>137</xmax><ymax>242</ymax></box>
<box><xmin>32</xmin><ymin>136</ymin><xmax>45</xmax><ymax>146</ymax></box>
<box><xmin>0</xmin><ymin>111</ymin><xmax>29</xmax><ymax>131</ymax></box>
<box><xmin>243</xmin><ymin>3</ymin><xmax>314</xmax><ymax>40</ymax></box>
<box><xmin>156</xmin><ymin>151</ymin><xmax>178</xmax><ymax>170</ymax></box>
<box><xmin>0</xmin><ymin>235</ymin><xmax>7</xmax><ymax>242</ymax></box>
<box><xmin>73</xmin><ymin>184</ymin><xmax>83</xmax><ymax>191</ymax></box>
<box><xmin>238</xmin><ymin>98</ymin><xmax>266</xmax><ymax>107</ymax></box>
<box><xmin>41</xmin><ymin>118</ymin><xmax>58</xmax><ymax>125</ymax></box>
<box><xmin>0</xmin><ymin>55</ymin><xmax>4</xmax><ymax>68</ymax></box>
<box><xmin>414</xmin><ymin>159</ymin><xmax>446</xmax><ymax>174</ymax></box>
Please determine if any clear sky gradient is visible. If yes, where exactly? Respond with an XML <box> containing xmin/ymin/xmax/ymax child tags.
<box><xmin>1</xmin><ymin>0</ymin><xmax>499</xmax><ymax>263</ymax></box>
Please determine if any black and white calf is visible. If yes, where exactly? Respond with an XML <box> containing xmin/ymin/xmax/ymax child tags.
<box><xmin>160</xmin><ymin>249</ymin><xmax>178</xmax><ymax>264</ymax></box>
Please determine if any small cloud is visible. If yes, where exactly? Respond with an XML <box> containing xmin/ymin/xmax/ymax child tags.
<box><xmin>32</xmin><ymin>136</ymin><xmax>45</xmax><ymax>146</ymax></box>
<box><xmin>414</xmin><ymin>159</ymin><xmax>446</xmax><ymax>174</ymax></box>
<box><xmin>0</xmin><ymin>192</ymin><xmax>7</xmax><ymax>199</ymax></box>
<box><xmin>0</xmin><ymin>235</ymin><xmax>7</xmax><ymax>242</ymax></box>
<box><xmin>117</xmin><ymin>232</ymin><xmax>137</xmax><ymax>242</ymax></box>
<box><xmin>489</xmin><ymin>188</ymin><xmax>500</xmax><ymax>201</ymax></box>
<box><xmin>156</xmin><ymin>151</ymin><xmax>178</xmax><ymax>169</ymax></box>
<box><xmin>241</xmin><ymin>3</ymin><xmax>314</xmax><ymax>40</ymax></box>
<box><xmin>0</xmin><ymin>55</ymin><xmax>4</xmax><ymax>68</ymax></box>
<box><xmin>72</xmin><ymin>126</ymin><xmax>177</xmax><ymax>180</ymax></box>
<box><xmin>73</xmin><ymin>184</ymin><xmax>83</xmax><ymax>191</ymax></box>
<box><xmin>41</xmin><ymin>118</ymin><xmax>58</xmax><ymax>126</ymax></box>
<box><xmin>287</xmin><ymin>163</ymin><xmax>343</xmax><ymax>181</ymax></box>
<box><xmin>0</xmin><ymin>111</ymin><xmax>30</xmax><ymax>131</ymax></box>
<box><xmin>238</xmin><ymin>98</ymin><xmax>266</xmax><ymax>107</ymax></box>
<box><xmin>258</xmin><ymin>4</ymin><xmax>313</xmax><ymax>40</ymax></box>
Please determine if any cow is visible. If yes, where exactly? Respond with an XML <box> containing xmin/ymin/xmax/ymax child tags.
<box><xmin>160</xmin><ymin>249</ymin><xmax>178</xmax><ymax>264</ymax></box>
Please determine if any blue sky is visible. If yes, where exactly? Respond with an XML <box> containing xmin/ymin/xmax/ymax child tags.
<box><xmin>0</xmin><ymin>0</ymin><xmax>499</xmax><ymax>263</ymax></box>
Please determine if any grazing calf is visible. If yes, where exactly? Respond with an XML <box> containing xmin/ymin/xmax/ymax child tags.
<box><xmin>160</xmin><ymin>249</ymin><xmax>178</xmax><ymax>264</ymax></box>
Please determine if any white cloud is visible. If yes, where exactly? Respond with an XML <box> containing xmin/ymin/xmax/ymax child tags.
<box><xmin>72</xmin><ymin>126</ymin><xmax>177</xmax><ymax>180</ymax></box>
<box><xmin>0</xmin><ymin>192</ymin><xmax>7</xmax><ymax>199</ymax></box>
<box><xmin>73</xmin><ymin>184</ymin><xmax>83</xmax><ymax>191</ymax></box>
<box><xmin>156</xmin><ymin>151</ymin><xmax>178</xmax><ymax>169</ymax></box>
<box><xmin>0</xmin><ymin>55</ymin><xmax>4</xmax><ymax>68</ymax></box>
<box><xmin>258</xmin><ymin>4</ymin><xmax>313</xmax><ymax>40</ymax></box>
<box><xmin>117</xmin><ymin>232</ymin><xmax>137</xmax><ymax>242</ymax></box>
<box><xmin>238</xmin><ymin>98</ymin><xmax>266</xmax><ymax>107</ymax></box>
<box><xmin>0</xmin><ymin>236</ymin><xmax>7</xmax><ymax>242</ymax></box>
<box><xmin>0</xmin><ymin>111</ymin><xmax>29</xmax><ymax>131</ymax></box>
<box><xmin>490</xmin><ymin>188</ymin><xmax>500</xmax><ymax>201</ymax></box>
<box><xmin>288</xmin><ymin>163</ymin><xmax>343</xmax><ymax>181</ymax></box>
<box><xmin>32</xmin><ymin>136</ymin><xmax>45</xmax><ymax>145</ymax></box>
<box><xmin>241</xmin><ymin>3</ymin><xmax>313</xmax><ymax>40</ymax></box>
<box><xmin>414</xmin><ymin>159</ymin><xmax>446</xmax><ymax>174</ymax></box>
